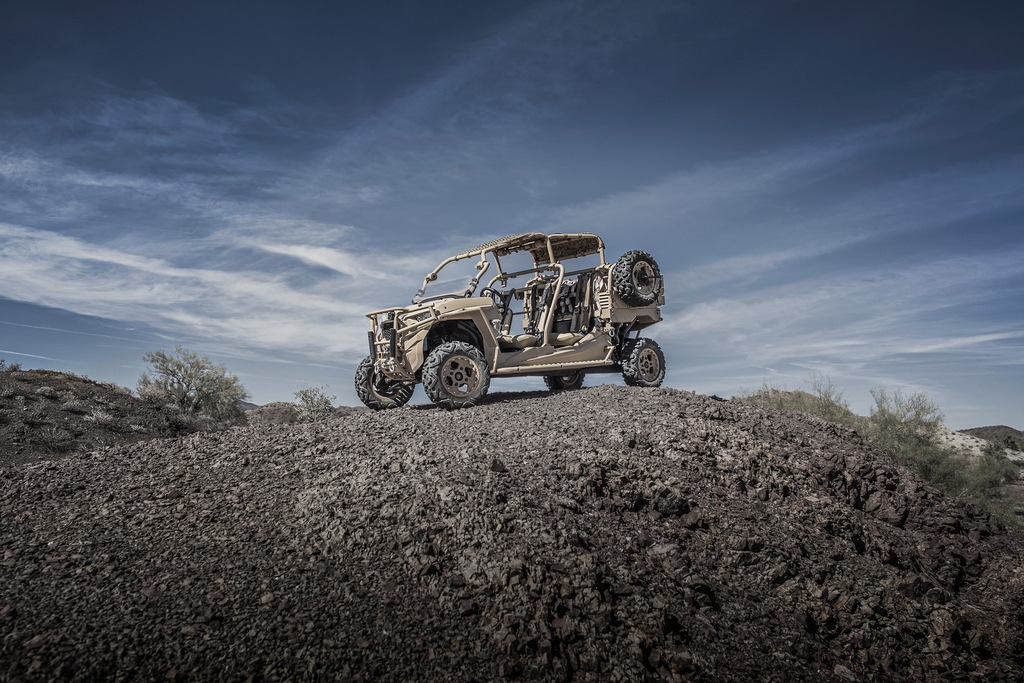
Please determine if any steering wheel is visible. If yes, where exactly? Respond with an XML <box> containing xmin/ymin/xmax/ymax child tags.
<box><xmin>480</xmin><ymin>287</ymin><xmax>506</xmax><ymax>308</ymax></box>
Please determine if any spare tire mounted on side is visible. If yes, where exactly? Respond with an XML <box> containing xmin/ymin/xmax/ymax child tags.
<box><xmin>612</xmin><ymin>250</ymin><xmax>661</xmax><ymax>307</ymax></box>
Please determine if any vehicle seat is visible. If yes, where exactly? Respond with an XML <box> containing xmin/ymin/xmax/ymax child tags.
<box><xmin>551</xmin><ymin>332</ymin><xmax>583</xmax><ymax>346</ymax></box>
<box><xmin>498</xmin><ymin>333</ymin><xmax>540</xmax><ymax>350</ymax></box>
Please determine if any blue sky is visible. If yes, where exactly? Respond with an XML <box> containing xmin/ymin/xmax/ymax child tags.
<box><xmin>1</xmin><ymin>0</ymin><xmax>1022</xmax><ymax>428</ymax></box>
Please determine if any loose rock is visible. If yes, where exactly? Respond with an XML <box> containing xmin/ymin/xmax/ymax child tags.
<box><xmin>1</xmin><ymin>385</ymin><xmax>1022</xmax><ymax>681</ymax></box>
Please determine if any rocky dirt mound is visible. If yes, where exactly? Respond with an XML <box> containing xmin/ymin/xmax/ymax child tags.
<box><xmin>2</xmin><ymin>386</ymin><xmax>1023</xmax><ymax>681</ymax></box>
<box><xmin>0</xmin><ymin>370</ymin><xmax>202</xmax><ymax>465</ymax></box>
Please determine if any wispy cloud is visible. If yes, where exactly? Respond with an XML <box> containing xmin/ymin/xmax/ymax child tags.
<box><xmin>664</xmin><ymin>247</ymin><xmax>1024</xmax><ymax>402</ymax></box>
<box><xmin>0</xmin><ymin>349</ymin><xmax>64</xmax><ymax>363</ymax></box>
<box><xmin>0</xmin><ymin>222</ymin><xmax>418</xmax><ymax>358</ymax></box>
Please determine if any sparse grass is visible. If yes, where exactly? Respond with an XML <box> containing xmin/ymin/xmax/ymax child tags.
<box><xmin>84</xmin><ymin>409</ymin><xmax>117</xmax><ymax>427</ymax></box>
<box><xmin>931</xmin><ymin>450</ymin><xmax>1020</xmax><ymax>505</ymax></box>
<box><xmin>31</xmin><ymin>425</ymin><xmax>77</xmax><ymax>453</ymax></box>
<box><xmin>62</xmin><ymin>399</ymin><xmax>92</xmax><ymax>414</ymax></box>
<box><xmin>35</xmin><ymin>386</ymin><xmax>58</xmax><ymax>400</ymax></box>
<box><xmin>738</xmin><ymin>375</ymin><xmax>861</xmax><ymax>430</ymax></box>
<box><xmin>22</xmin><ymin>403</ymin><xmax>49</xmax><ymax>427</ymax></box>
<box><xmin>736</xmin><ymin>375</ymin><xmax>1023</xmax><ymax>526</ymax></box>
<box><xmin>101</xmin><ymin>381</ymin><xmax>133</xmax><ymax>397</ymax></box>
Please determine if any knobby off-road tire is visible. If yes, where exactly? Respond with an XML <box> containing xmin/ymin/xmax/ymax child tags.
<box><xmin>544</xmin><ymin>371</ymin><xmax>586</xmax><ymax>392</ymax></box>
<box><xmin>355</xmin><ymin>356</ymin><xmax>415</xmax><ymax>410</ymax></box>
<box><xmin>421</xmin><ymin>341</ymin><xmax>490</xmax><ymax>410</ymax></box>
<box><xmin>612</xmin><ymin>250</ymin><xmax>662</xmax><ymax>307</ymax></box>
<box><xmin>621</xmin><ymin>338</ymin><xmax>666</xmax><ymax>387</ymax></box>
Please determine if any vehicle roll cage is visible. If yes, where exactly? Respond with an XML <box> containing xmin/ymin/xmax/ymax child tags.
<box><xmin>413</xmin><ymin>232</ymin><xmax>607</xmax><ymax>302</ymax></box>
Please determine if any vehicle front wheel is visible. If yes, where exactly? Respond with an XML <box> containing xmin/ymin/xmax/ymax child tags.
<box><xmin>621</xmin><ymin>338</ymin><xmax>665</xmax><ymax>387</ymax></box>
<box><xmin>544</xmin><ymin>371</ymin><xmax>585</xmax><ymax>392</ymax></box>
<box><xmin>421</xmin><ymin>341</ymin><xmax>490</xmax><ymax>409</ymax></box>
<box><xmin>355</xmin><ymin>356</ymin><xmax>415</xmax><ymax>410</ymax></box>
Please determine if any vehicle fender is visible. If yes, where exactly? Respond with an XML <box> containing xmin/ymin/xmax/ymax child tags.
<box><xmin>404</xmin><ymin>328</ymin><xmax>431</xmax><ymax>374</ymax></box>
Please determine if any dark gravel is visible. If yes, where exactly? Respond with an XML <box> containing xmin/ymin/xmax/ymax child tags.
<box><xmin>2</xmin><ymin>385</ymin><xmax>1023</xmax><ymax>681</ymax></box>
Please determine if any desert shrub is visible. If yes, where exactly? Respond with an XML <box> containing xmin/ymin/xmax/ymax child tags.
<box><xmin>0</xmin><ymin>358</ymin><xmax>22</xmax><ymax>372</ymax></box>
<box><xmin>246</xmin><ymin>411</ymin><xmax>269</xmax><ymax>427</ymax></box>
<box><xmin>138</xmin><ymin>345</ymin><xmax>249</xmax><ymax>422</ymax></box>
<box><xmin>982</xmin><ymin>440</ymin><xmax>1007</xmax><ymax>458</ymax></box>
<box><xmin>863</xmin><ymin>388</ymin><xmax>944</xmax><ymax>473</ymax></box>
<box><xmin>294</xmin><ymin>386</ymin><xmax>337</xmax><ymax>423</ymax></box>
<box><xmin>929</xmin><ymin>449</ymin><xmax>1020</xmax><ymax>507</ymax></box>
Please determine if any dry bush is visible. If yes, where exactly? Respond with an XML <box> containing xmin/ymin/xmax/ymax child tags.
<box><xmin>62</xmin><ymin>399</ymin><xmax>92</xmax><ymax>415</ymax></box>
<box><xmin>293</xmin><ymin>386</ymin><xmax>337</xmax><ymax>423</ymax></box>
<box><xmin>0</xmin><ymin>358</ymin><xmax>22</xmax><ymax>372</ymax></box>
<box><xmin>35</xmin><ymin>386</ymin><xmax>58</xmax><ymax>400</ymax></box>
<box><xmin>84</xmin><ymin>409</ymin><xmax>117</xmax><ymax>426</ymax></box>
<box><xmin>138</xmin><ymin>345</ymin><xmax>249</xmax><ymax>422</ymax></box>
<box><xmin>23</xmin><ymin>403</ymin><xmax>49</xmax><ymax>427</ymax></box>
<box><xmin>31</xmin><ymin>425</ymin><xmax>76</xmax><ymax>453</ymax></box>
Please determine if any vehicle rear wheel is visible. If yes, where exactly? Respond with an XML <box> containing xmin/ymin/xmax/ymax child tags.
<box><xmin>422</xmin><ymin>341</ymin><xmax>490</xmax><ymax>410</ymax></box>
<box><xmin>612</xmin><ymin>250</ymin><xmax>662</xmax><ymax>307</ymax></box>
<box><xmin>354</xmin><ymin>356</ymin><xmax>415</xmax><ymax>410</ymax></box>
<box><xmin>544</xmin><ymin>371</ymin><xmax>585</xmax><ymax>391</ymax></box>
<box><xmin>621</xmin><ymin>338</ymin><xmax>665</xmax><ymax>387</ymax></box>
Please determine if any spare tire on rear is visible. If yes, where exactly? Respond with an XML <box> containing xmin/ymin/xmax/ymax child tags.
<box><xmin>612</xmin><ymin>250</ymin><xmax>662</xmax><ymax>307</ymax></box>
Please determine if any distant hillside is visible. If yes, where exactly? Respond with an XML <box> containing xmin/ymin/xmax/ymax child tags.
<box><xmin>0</xmin><ymin>369</ymin><xmax>202</xmax><ymax>464</ymax></box>
<box><xmin>961</xmin><ymin>425</ymin><xmax>1024</xmax><ymax>452</ymax></box>
<box><xmin>2</xmin><ymin>386</ymin><xmax>1022</xmax><ymax>681</ymax></box>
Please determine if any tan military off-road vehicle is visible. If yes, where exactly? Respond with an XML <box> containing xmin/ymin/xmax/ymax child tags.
<box><xmin>355</xmin><ymin>232</ymin><xmax>665</xmax><ymax>410</ymax></box>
